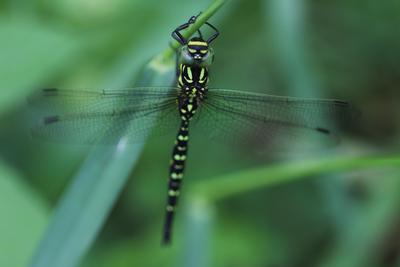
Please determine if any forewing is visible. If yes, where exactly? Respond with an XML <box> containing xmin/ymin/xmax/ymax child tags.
<box><xmin>194</xmin><ymin>88</ymin><xmax>356</xmax><ymax>151</ymax></box>
<box><xmin>30</xmin><ymin>87</ymin><xmax>181</xmax><ymax>144</ymax></box>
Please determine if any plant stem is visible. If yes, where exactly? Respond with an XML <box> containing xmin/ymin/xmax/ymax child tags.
<box><xmin>190</xmin><ymin>155</ymin><xmax>400</xmax><ymax>203</ymax></box>
<box><xmin>160</xmin><ymin>0</ymin><xmax>228</xmax><ymax>61</ymax></box>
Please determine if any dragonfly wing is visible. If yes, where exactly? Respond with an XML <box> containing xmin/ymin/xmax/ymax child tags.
<box><xmin>30</xmin><ymin>87</ymin><xmax>181</xmax><ymax>144</ymax></box>
<box><xmin>29</xmin><ymin>87</ymin><xmax>179</xmax><ymax>112</ymax></box>
<box><xmin>194</xmin><ymin>88</ymin><xmax>356</xmax><ymax>151</ymax></box>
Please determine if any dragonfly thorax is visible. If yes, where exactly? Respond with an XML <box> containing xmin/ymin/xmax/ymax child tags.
<box><xmin>177</xmin><ymin>62</ymin><xmax>208</xmax><ymax>122</ymax></box>
<box><xmin>178</xmin><ymin>64</ymin><xmax>209</xmax><ymax>89</ymax></box>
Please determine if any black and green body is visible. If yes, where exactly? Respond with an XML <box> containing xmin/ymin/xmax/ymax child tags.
<box><xmin>163</xmin><ymin>18</ymin><xmax>217</xmax><ymax>244</ymax></box>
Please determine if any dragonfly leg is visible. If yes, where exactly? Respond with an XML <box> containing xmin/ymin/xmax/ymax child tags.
<box><xmin>204</xmin><ymin>21</ymin><xmax>219</xmax><ymax>43</ymax></box>
<box><xmin>171</xmin><ymin>14</ymin><xmax>202</xmax><ymax>45</ymax></box>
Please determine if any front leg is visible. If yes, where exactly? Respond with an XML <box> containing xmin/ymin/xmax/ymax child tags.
<box><xmin>171</xmin><ymin>14</ymin><xmax>201</xmax><ymax>45</ymax></box>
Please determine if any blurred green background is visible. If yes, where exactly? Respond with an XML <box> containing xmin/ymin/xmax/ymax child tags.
<box><xmin>0</xmin><ymin>0</ymin><xmax>399</xmax><ymax>267</ymax></box>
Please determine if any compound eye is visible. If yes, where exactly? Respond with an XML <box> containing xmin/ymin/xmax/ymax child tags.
<box><xmin>188</xmin><ymin>48</ymin><xmax>197</xmax><ymax>54</ymax></box>
<box><xmin>200</xmin><ymin>50</ymin><xmax>208</xmax><ymax>54</ymax></box>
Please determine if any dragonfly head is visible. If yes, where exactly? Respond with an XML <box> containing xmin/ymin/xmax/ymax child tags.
<box><xmin>187</xmin><ymin>37</ymin><xmax>209</xmax><ymax>59</ymax></box>
<box><xmin>180</xmin><ymin>37</ymin><xmax>214</xmax><ymax>66</ymax></box>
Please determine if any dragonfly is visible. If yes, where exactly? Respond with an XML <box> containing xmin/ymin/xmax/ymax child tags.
<box><xmin>30</xmin><ymin>14</ymin><xmax>355</xmax><ymax>245</ymax></box>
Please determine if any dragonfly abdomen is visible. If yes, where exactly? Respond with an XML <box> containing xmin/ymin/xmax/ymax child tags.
<box><xmin>163</xmin><ymin>120</ymin><xmax>190</xmax><ymax>244</ymax></box>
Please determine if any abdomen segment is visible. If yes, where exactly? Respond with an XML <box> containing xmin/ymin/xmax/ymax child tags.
<box><xmin>162</xmin><ymin>120</ymin><xmax>190</xmax><ymax>244</ymax></box>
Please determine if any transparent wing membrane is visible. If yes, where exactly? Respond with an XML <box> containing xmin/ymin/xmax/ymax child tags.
<box><xmin>29</xmin><ymin>87</ymin><xmax>179</xmax><ymax>112</ymax></box>
<box><xmin>30</xmin><ymin>87</ymin><xmax>180</xmax><ymax>144</ymax></box>
<box><xmin>30</xmin><ymin>87</ymin><xmax>356</xmax><ymax>147</ymax></box>
<box><xmin>193</xmin><ymin>89</ymin><xmax>355</xmax><ymax>150</ymax></box>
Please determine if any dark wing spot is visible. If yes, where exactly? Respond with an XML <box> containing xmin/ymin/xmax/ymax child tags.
<box><xmin>42</xmin><ymin>88</ymin><xmax>57</xmax><ymax>92</ymax></box>
<box><xmin>316</xmin><ymin>127</ymin><xmax>331</xmax><ymax>135</ymax></box>
<box><xmin>44</xmin><ymin>115</ymin><xmax>60</xmax><ymax>125</ymax></box>
<box><xmin>334</xmin><ymin>100</ymin><xmax>362</xmax><ymax>119</ymax></box>
<box><xmin>42</xmin><ymin>88</ymin><xmax>58</xmax><ymax>96</ymax></box>
<box><xmin>333</xmin><ymin>100</ymin><xmax>350</xmax><ymax>107</ymax></box>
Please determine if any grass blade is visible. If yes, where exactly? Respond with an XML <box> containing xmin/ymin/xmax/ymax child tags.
<box><xmin>190</xmin><ymin>154</ymin><xmax>400</xmax><ymax>203</ymax></box>
<box><xmin>29</xmin><ymin>55</ymin><xmax>175</xmax><ymax>267</ymax></box>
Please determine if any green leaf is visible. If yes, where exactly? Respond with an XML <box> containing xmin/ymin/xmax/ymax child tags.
<box><xmin>0</xmin><ymin>161</ymin><xmax>48</xmax><ymax>267</ymax></box>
